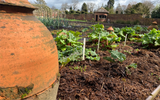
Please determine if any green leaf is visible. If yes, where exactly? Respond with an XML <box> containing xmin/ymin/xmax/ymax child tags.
<box><xmin>82</xmin><ymin>28</ymin><xmax>88</xmax><ymax>32</ymax></box>
<box><xmin>61</xmin><ymin>57</ymin><xmax>71</xmax><ymax>66</ymax></box>
<box><xmin>61</xmin><ymin>47</ymin><xmax>66</xmax><ymax>51</ymax></box>
<box><xmin>111</xmin><ymin>50</ymin><xmax>126</xmax><ymax>62</ymax></box>
<box><xmin>111</xmin><ymin>44</ymin><xmax>118</xmax><ymax>48</ymax></box>
<box><xmin>155</xmin><ymin>38</ymin><xmax>160</xmax><ymax>46</ymax></box>
<box><xmin>73</xmin><ymin>66</ymin><xmax>79</xmax><ymax>70</ymax></box>
<box><xmin>128</xmin><ymin>63</ymin><xmax>137</xmax><ymax>69</ymax></box>
<box><xmin>85</xmin><ymin>48</ymin><xmax>100</xmax><ymax>61</ymax></box>
<box><xmin>103</xmin><ymin>57</ymin><xmax>115</xmax><ymax>62</ymax></box>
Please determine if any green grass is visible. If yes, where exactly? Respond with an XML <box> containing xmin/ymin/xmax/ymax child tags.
<box><xmin>66</xmin><ymin>19</ymin><xmax>87</xmax><ymax>22</ymax></box>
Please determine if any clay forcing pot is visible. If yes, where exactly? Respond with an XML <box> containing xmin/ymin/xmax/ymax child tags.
<box><xmin>0</xmin><ymin>0</ymin><xmax>59</xmax><ymax>100</ymax></box>
<box><xmin>148</xmin><ymin>21</ymin><xmax>158</xmax><ymax>30</ymax></box>
<box><xmin>107</xmin><ymin>26</ymin><xmax>114</xmax><ymax>33</ymax></box>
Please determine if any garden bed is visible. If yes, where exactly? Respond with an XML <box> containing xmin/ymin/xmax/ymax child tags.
<box><xmin>45</xmin><ymin>22</ymin><xmax>160</xmax><ymax>100</ymax></box>
<box><xmin>57</xmin><ymin>40</ymin><xmax>160</xmax><ymax>100</ymax></box>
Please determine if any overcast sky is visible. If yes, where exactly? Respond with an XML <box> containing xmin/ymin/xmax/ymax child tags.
<box><xmin>28</xmin><ymin>0</ymin><xmax>158</xmax><ymax>10</ymax></box>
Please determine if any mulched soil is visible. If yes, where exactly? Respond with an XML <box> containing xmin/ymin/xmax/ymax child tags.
<box><xmin>57</xmin><ymin>41</ymin><xmax>160</xmax><ymax>100</ymax></box>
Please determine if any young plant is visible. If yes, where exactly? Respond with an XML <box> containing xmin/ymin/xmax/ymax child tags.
<box><xmin>59</xmin><ymin>47</ymin><xmax>82</xmax><ymax>68</ymax></box>
<box><xmin>55</xmin><ymin>29</ymin><xmax>82</xmax><ymax>51</ymax></box>
<box><xmin>124</xmin><ymin>50</ymin><xmax>131</xmax><ymax>54</ymax></box>
<box><xmin>85</xmin><ymin>48</ymin><xmax>100</xmax><ymax>61</ymax></box>
<box><xmin>133</xmin><ymin>25</ymin><xmax>143</xmax><ymax>33</ymax></box>
<box><xmin>114</xmin><ymin>27</ymin><xmax>121</xmax><ymax>34</ymax></box>
<box><xmin>88</xmin><ymin>24</ymin><xmax>121</xmax><ymax>49</ymax></box>
<box><xmin>135</xmin><ymin>48</ymin><xmax>139</xmax><ymax>53</ymax></box>
<box><xmin>141</xmin><ymin>28</ymin><xmax>160</xmax><ymax>48</ymax></box>
<box><xmin>121</xmin><ymin>27</ymin><xmax>136</xmax><ymax>38</ymax></box>
<box><xmin>88</xmin><ymin>23</ymin><xmax>104</xmax><ymax>42</ymax></box>
<box><xmin>126</xmin><ymin>63</ymin><xmax>137</xmax><ymax>75</ymax></box>
<box><xmin>103</xmin><ymin>50</ymin><xmax>126</xmax><ymax>63</ymax></box>
<box><xmin>73</xmin><ymin>66</ymin><xmax>87</xmax><ymax>72</ymax></box>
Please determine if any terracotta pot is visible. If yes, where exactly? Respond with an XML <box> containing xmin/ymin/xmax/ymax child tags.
<box><xmin>0</xmin><ymin>0</ymin><xmax>59</xmax><ymax>100</ymax></box>
<box><xmin>152</xmin><ymin>21</ymin><xmax>158</xmax><ymax>25</ymax></box>
<box><xmin>107</xmin><ymin>26</ymin><xmax>114</xmax><ymax>33</ymax></box>
<box><xmin>148</xmin><ymin>21</ymin><xmax>158</xmax><ymax>30</ymax></box>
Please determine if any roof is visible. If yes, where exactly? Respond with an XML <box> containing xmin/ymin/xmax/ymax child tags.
<box><xmin>95</xmin><ymin>7</ymin><xmax>109</xmax><ymax>14</ymax></box>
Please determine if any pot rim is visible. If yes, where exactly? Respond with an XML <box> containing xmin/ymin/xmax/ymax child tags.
<box><xmin>0</xmin><ymin>0</ymin><xmax>37</xmax><ymax>9</ymax></box>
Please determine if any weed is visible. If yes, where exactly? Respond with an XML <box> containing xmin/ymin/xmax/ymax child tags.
<box><xmin>70</xmin><ymin>62</ymin><xmax>74</xmax><ymax>65</ymax></box>
<box><xmin>73</xmin><ymin>66</ymin><xmax>79</xmax><ymax>70</ymax></box>
<box><xmin>124</xmin><ymin>50</ymin><xmax>131</xmax><ymax>54</ymax></box>
<box><xmin>126</xmin><ymin>63</ymin><xmax>137</xmax><ymax>75</ymax></box>
<box><xmin>73</xmin><ymin>66</ymin><xmax>87</xmax><ymax>72</ymax></box>
<box><xmin>135</xmin><ymin>48</ymin><xmax>139</xmax><ymax>53</ymax></box>
<box><xmin>69</xmin><ymin>67</ymin><xmax>73</xmax><ymax>70</ymax></box>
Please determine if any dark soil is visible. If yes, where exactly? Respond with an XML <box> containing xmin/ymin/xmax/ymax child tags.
<box><xmin>57</xmin><ymin>41</ymin><xmax>160</xmax><ymax>100</ymax></box>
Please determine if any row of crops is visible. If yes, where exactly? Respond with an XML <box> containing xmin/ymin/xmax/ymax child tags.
<box><xmin>52</xmin><ymin>23</ymin><xmax>160</xmax><ymax>67</ymax></box>
<box><xmin>37</xmin><ymin>17</ymin><xmax>69</xmax><ymax>29</ymax></box>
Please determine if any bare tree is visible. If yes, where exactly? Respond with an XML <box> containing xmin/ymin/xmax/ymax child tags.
<box><xmin>87</xmin><ymin>2</ymin><xmax>96</xmax><ymax>13</ymax></box>
<box><xmin>61</xmin><ymin>3</ymin><xmax>69</xmax><ymax>11</ymax></box>
<box><xmin>71</xmin><ymin>0</ymin><xmax>79</xmax><ymax>10</ymax></box>
<box><xmin>32</xmin><ymin>0</ymin><xmax>47</xmax><ymax>17</ymax></box>
<box><xmin>121</xmin><ymin>5</ymin><xmax>127</xmax><ymax>14</ymax></box>
<box><xmin>129</xmin><ymin>1</ymin><xmax>137</xmax><ymax>6</ymax></box>
<box><xmin>141</xmin><ymin>0</ymin><xmax>154</xmax><ymax>14</ymax></box>
<box><xmin>51</xmin><ymin>5</ymin><xmax>56</xmax><ymax>10</ymax></box>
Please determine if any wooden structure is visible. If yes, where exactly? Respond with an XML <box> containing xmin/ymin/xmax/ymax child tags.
<box><xmin>94</xmin><ymin>7</ymin><xmax>109</xmax><ymax>22</ymax></box>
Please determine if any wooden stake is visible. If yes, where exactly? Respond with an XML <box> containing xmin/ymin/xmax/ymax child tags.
<box><xmin>82</xmin><ymin>38</ymin><xmax>86</xmax><ymax>60</ymax></box>
<box><xmin>124</xmin><ymin>34</ymin><xmax>127</xmax><ymax>46</ymax></box>
<box><xmin>146</xmin><ymin>85</ymin><xmax>160</xmax><ymax>100</ymax></box>
<box><xmin>97</xmin><ymin>33</ymin><xmax>101</xmax><ymax>52</ymax></box>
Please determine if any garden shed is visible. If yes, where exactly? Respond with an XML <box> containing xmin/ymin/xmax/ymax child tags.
<box><xmin>94</xmin><ymin>7</ymin><xmax>109</xmax><ymax>22</ymax></box>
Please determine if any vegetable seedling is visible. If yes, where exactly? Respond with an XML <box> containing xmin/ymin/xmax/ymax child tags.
<box><xmin>103</xmin><ymin>50</ymin><xmax>126</xmax><ymax>63</ymax></box>
<box><xmin>124</xmin><ymin>50</ymin><xmax>131</xmax><ymax>54</ymax></box>
<box><xmin>151</xmin><ymin>73</ymin><xmax>153</xmax><ymax>76</ymax></box>
<box><xmin>135</xmin><ymin>48</ymin><xmax>139</xmax><ymax>53</ymax></box>
<box><xmin>126</xmin><ymin>63</ymin><xmax>137</xmax><ymax>75</ymax></box>
<box><xmin>73</xmin><ymin>66</ymin><xmax>87</xmax><ymax>72</ymax></box>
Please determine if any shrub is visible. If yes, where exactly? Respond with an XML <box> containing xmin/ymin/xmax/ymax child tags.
<box><xmin>81</xmin><ymin>11</ymin><xmax>85</xmax><ymax>14</ymax></box>
<box><xmin>70</xmin><ymin>10</ymin><xmax>75</xmax><ymax>14</ymax></box>
<box><xmin>151</xmin><ymin>6</ymin><xmax>160</xmax><ymax>18</ymax></box>
<box><xmin>126</xmin><ymin>21</ymin><xmax>131</xmax><ymax>24</ymax></box>
<box><xmin>120</xmin><ymin>21</ymin><xmax>126</xmax><ymax>24</ymax></box>
<box><xmin>74</xmin><ymin>13</ymin><xmax>80</xmax><ymax>15</ymax></box>
<box><xmin>65</xmin><ymin>10</ymin><xmax>69</xmax><ymax>14</ymax></box>
<box><xmin>131</xmin><ymin>10</ymin><xmax>135</xmax><ymax>14</ymax></box>
<box><xmin>76</xmin><ymin>11</ymin><xmax>81</xmax><ymax>14</ymax></box>
<box><xmin>133</xmin><ymin>20</ymin><xmax>140</xmax><ymax>25</ymax></box>
<box><xmin>116</xmin><ymin>20</ymin><xmax>122</xmax><ymax>24</ymax></box>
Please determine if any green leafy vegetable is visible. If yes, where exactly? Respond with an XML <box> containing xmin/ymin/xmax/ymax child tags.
<box><xmin>103</xmin><ymin>50</ymin><xmax>126</xmax><ymax>63</ymax></box>
<box><xmin>141</xmin><ymin>28</ymin><xmax>160</xmax><ymax>47</ymax></box>
<box><xmin>128</xmin><ymin>63</ymin><xmax>137</xmax><ymax>68</ymax></box>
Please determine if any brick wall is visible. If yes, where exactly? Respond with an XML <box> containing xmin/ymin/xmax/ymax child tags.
<box><xmin>66</xmin><ymin>14</ymin><xmax>94</xmax><ymax>21</ymax></box>
<box><xmin>108</xmin><ymin>14</ymin><xmax>160</xmax><ymax>25</ymax></box>
<box><xmin>65</xmin><ymin>14</ymin><xmax>160</xmax><ymax>25</ymax></box>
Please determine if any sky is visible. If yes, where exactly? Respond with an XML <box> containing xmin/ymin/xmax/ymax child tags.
<box><xmin>28</xmin><ymin>0</ymin><xmax>158</xmax><ymax>10</ymax></box>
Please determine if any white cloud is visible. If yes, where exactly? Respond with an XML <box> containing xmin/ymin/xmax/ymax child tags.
<box><xmin>28</xmin><ymin>0</ymin><xmax>158</xmax><ymax>10</ymax></box>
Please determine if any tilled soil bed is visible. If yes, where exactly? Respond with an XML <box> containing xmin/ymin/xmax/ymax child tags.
<box><xmin>57</xmin><ymin>41</ymin><xmax>160</xmax><ymax>100</ymax></box>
